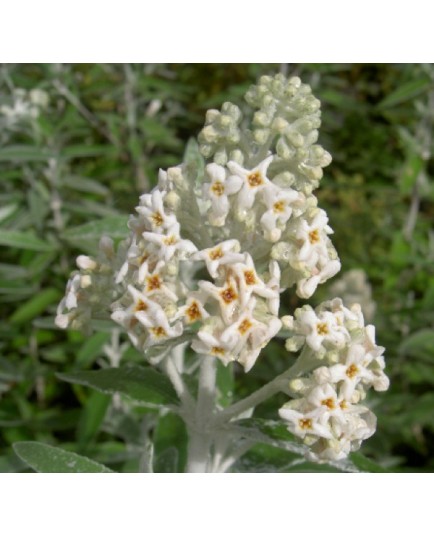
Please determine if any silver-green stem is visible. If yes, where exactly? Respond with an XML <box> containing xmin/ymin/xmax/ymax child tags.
<box><xmin>214</xmin><ymin>346</ymin><xmax>316</xmax><ymax>426</ymax></box>
<box><xmin>163</xmin><ymin>351</ymin><xmax>195</xmax><ymax>414</ymax></box>
<box><xmin>186</xmin><ymin>356</ymin><xmax>217</xmax><ymax>473</ymax></box>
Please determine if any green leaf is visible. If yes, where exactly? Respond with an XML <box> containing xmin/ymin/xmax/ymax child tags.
<box><xmin>399</xmin><ymin>153</ymin><xmax>424</xmax><ymax>195</ymax></box>
<box><xmin>57</xmin><ymin>365</ymin><xmax>179</xmax><ymax>406</ymax></box>
<box><xmin>61</xmin><ymin>145</ymin><xmax>115</xmax><ymax>159</ymax></box>
<box><xmin>400</xmin><ymin>329</ymin><xmax>434</xmax><ymax>361</ymax></box>
<box><xmin>234</xmin><ymin>443</ymin><xmax>344</xmax><ymax>473</ymax></box>
<box><xmin>76</xmin><ymin>332</ymin><xmax>111</xmax><ymax>368</ymax></box>
<box><xmin>13</xmin><ymin>441</ymin><xmax>114</xmax><ymax>473</ymax></box>
<box><xmin>153</xmin><ymin>413</ymin><xmax>187</xmax><ymax>472</ymax></box>
<box><xmin>10</xmin><ymin>288</ymin><xmax>61</xmax><ymax>325</ymax></box>
<box><xmin>234</xmin><ymin>418</ymin><xmax>300</xmax><ymax>443</ymax></box>
<box><xmin>154</xmin><ymin>447</ymin><xmax>179</xmax><ymax>473</ymax></box>
<box><xmin>0</xmin><ymin>145</ymin><xmax>55</xmax><ymax>161</ymax></box>
<box><xmin>77</xmin><ymin>391</ymin><xmax>110</xmax><ymax>446</ymax></box>
<box><xmin>0</xmin><ymin>230</ymin><xmax>56</xmax><ymax>252</ymax></box>
<box><xmin>0</xmin><ymin>203</ymin><xmax>19</xmax><ymax>224</ymax></box>
<box><xmin>62</xmin><ymin>215</ymin><xmax>129</xmax><ymax>248</ymax></box>
<box><xmin>63</xmin><ymin>175</ymin><xmax>110</xmax><ymax>196</ymax></box>
<box><xmin>0</xmin><ymin>453</ymin><xmax>28</xmax><ymax>473</ymax></box>
<box><xmin>378</xmin><ymin>77</ymin><xmax>432</xmax><ymax>109</ymax></box>
<box><xmin>349</xmin><ymin>452</ymin><xmax>388</xmax><ymax>473</ymax></box>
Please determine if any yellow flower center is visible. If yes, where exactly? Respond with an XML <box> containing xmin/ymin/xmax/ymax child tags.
<box><xmin>220</xmin><ymin>286</ymin><xmax>238</xmax><ymax>304</ymax></box>
<box><xmin>247</xmin><ymin>171</ymin><xmax>263</xmax><ymax>187</ymax></box>
<box><xmin>273</xmin><ymin>200</ymin><xmax>286</xmax><ymax>213</ymax></box>
<box><xmin>316</xmin><ymin>322</ymin><xmax>329</xmax><ymax>336</ymax></box>
<box><xmin>244</xmin><ymin>270</ymin><xmax>257</xmax><ymax>286</ymax></box>
<box><xmin>238</xmin><ymin>318</ymin><xmax>253</xmax><ymax>335</ymax></box>
<box><xmin>209</xmin><ymin>247</ymin><xmax>223</xmax><ymax>260</ymax></box>
<box><xmin>346</xmin><ymin>364</ymin><xmax>359</xmax><ymax>379</ymax></box>
<box><xmin>146</xmin><ymin>275</ymin><xmax>162</xmax><ymax>291</ymax></box>
<box><xmin>135</xmin><ymin>300</ymin><xmax>148</xmax><ymax>312</ymax></box>
<box><xmin>164</xmin><ymin>235</ymin><xmax>177</xmax><ymax>246</ymax></box>
<box><xmin>151</xmin><ymin>212</ymin><xmax>164</xmax><ymax>226</ymax></box>
<box><xmin>150</xmin><ymin>326</ymin><xmax>167</xmax><ymax>338</ymax></box>
<box><xmin>186</xmin><ymin>301</ymin><xmax>202</xmax><ymax>322</ymax></box>
<box><xmin>211</xmin><ymin>181</ymin><xmax>225</xmax><ymax>196</ymax></box>
<box><xmin>309</xmin><ymin>229</ymin><xmax>320</xmax><ymax>244</ymax></box>
<box><xmin>299</xmin><ymin>418</ymin><xmax>313</xmax><ymax>430</ymax></box>
<box><xmin>321</xmin><ymin>398</ymin><xmax>335</xmax><ymax>410</ymax></box>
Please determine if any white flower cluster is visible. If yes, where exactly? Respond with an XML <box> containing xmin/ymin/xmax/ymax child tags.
<box><xmin>56</xmin><ymin>73</ymin><xmax>389</xmax><ymax>463</ymax></box>
<box><xmin>110</xmin><ymin>189</ymin><xmax>197</xmax><ymax>352</ymax></box>
<box><xmin>56</xmin><ymin>74</ymin><xmax>343</xmax><ymax>369</ymax></box>
<box><xmin>0</xmin><ymin>88</ymin><xmax>49</xmax><ymax>128</ymax></box>
<box><xmin>55</xmin><ymin>237</ymin><xmax>122</xmax><ymax>331</ymax></box>
<box><xmin>190</xmin><ymin>241</ymin><xmax>281</xmax><ymax>371</ymax></box>
<box><xmin>279</xmin><ymin>298</ymin><xmax>389</xmax><ymax>462</ymax></box>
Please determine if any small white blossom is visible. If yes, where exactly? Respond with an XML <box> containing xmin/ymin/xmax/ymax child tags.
<box><xmin>227</xmin><ymin>155</ymin><xmax>273</xmax><ymax>217</ymax></box>
<box><xmin>136</xmin><ymin>190</ymin><xmax>177</xmax><ymax>232</ymax></box>
<box><xmin>142</xmin><ymin>223</ymin><xmax>197</xmax><ymax>262</ymax></box>
<box><xmin>296</xmin><ymin>209</ymin><xmax>333</xmax><ymax>268</ymax></box>
<box><xmin>296</xmin><ymin>307</ymin><xmax>350</xmax><ymax>352</ymax></box>
<box><xmin>259</xmin><ymin>185</ymin><xmax>300</xmax><ymax>242</ymax></box>
<box><xmin>192</xmin><ymin>239</ymin><xmax>243</xmax><ymax>278</ymax></box>
<box><xmin>226</xmin><ymin>254</ymin><xmax>278</xmax><ymax>307</ymax></box>
<box><xmin>202</xmin><ymin>163</ymin><xmax>242</xmax><ymax>226</ymax></box>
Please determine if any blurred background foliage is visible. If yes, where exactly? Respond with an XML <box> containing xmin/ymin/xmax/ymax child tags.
<box><xmin>1</xmin><ymin>63</ymin><xmax>433</xmax><ymax>472</ymax></box>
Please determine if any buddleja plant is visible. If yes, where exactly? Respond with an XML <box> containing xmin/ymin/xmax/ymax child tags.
<box><xmin>34</xmin><ymin>74</ymin><xmax>389</xmax><ymax>472</ymax></box>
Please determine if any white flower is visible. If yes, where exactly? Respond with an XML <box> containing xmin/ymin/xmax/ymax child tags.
<box><xmin>259</xmin><ymin>184</ymin><xmax>299</xmax><ymax>242</ymax></box>
<box><xmin>327</xmin><ymin>344</ymin><xmax>379</xmax><ymax>400</ymax></box>
<box><xmin>227</xmin><ymin>155</ymin><xmax>273</xmax><ymax>217</ymax></box>
<box><xmin>296</xmin><ymin>258</ymin><xmax>341</xmax><ymax>299</ymax></box>
<box><xmin>142</xmin><ymin>222</ymin><xmax>197</xmax><ymax>262</ymax></box>
<box><xmin>226</xmin><ymin>254</ymin><xmax>278</xmax><ymax>308</ymax></box>
<box><xmin>296</xmin><ymin>209</ymin><xmax>333</xmax><ymax>268</ymax></box>
<box><xmin>136</xmin><ymin>190</ymin><xmax>177</xmax><ymax>232</ymax></box>
<box><xmin>111</xmin><ymin>285</ymin><xmax>183</xmax><ymax>348</ymax></box>
<box><xmin>237</xmin><ymin>316</ymin><xmax>281</xmax><ymax>372</ymax></box>
<box><xmin>191</xmin><ymin>328</ymin><xmax>235</xmax><ymax>366</ymax></box>
<box><xmin>192</xmin><ymin>239</ymin><xmax>243</xmax><ymax>278</ymax></box>
<box><xmin>297</xmin><ymin>307</ymin><xmax>350</xmax><ymax>352</ymax></box>
<box><xmin>329</xmin><ymin>339</ymin><xmax>389</xmax><ymax>399</ymax></box>
<box><xmin>203</xmin><ymin>163</ymin><xmax>242</xmax><ymax>226</ymax></box>
<box><xmin>278</xmin><ymin>404</ymin><xmax>333</xmax><ymax>440</ymax></box>
<box><xmin>198</xmin><ymin>275</ymin><xmax>240</xmax><ymax>325</ymax></box>
<box><xmin>265</xmin><ymin>260</ymin><xmax>281</xmax><ymax>316</ymax></box>
<box><xmin>175</xmin><ymin>293</ymin><xmax>210</xmax><ymax>325</ymax></box>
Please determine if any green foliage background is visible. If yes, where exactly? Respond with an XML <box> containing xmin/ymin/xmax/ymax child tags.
<box><xmin>1</xmin><ymin>63</ymin><xmax>433</xmax><ymax>472</ymax></box>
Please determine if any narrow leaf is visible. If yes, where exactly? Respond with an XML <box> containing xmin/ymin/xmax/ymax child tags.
<box><xmin>0</xmin><ymin>145</ymin><xmax>55</xmax><ymax>161</ymax></box>
<box><xmin>378</xmin><ymin>78</ymin><xmax>432</xmax><ymax>109</ymax></box>
<box><xmin>349</xmin><ymin>452</ymin><xmax>387</xmax><ymax>473</ymax></box>
<box><xmin>400</xmin><ymin>329</ymin><xmax>434</xmax><ymax>361</ymax></box>
<box><xmin>57</xmin><ymin>365</ymin><xmax>179</xmax><ymax>406</ymax></box>
<box><xmin>0</xmin><ymin>230</ymin><xmax>56</xmax><ymax>252</ymax></box>
<box><xmin>13</xmin><ymin>441</ymin><xmax>114</xmax><ymax>473</ymax></box>
<box><xmin>10</xmin><ymin>288</ymin><xmax>61</xmax><ymax>324</ymax></box>
<box><xmin>62</xmin><ymin>216</ymin><xmax>129</xmax><ymax>247</ymax></box>
<box><xmin>77</xmin><ymin>391</ymin><xmax>111</xmax><ymax>446</ymax></box>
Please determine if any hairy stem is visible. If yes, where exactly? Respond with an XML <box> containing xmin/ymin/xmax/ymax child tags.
<box><xmin>186</xmin><ymin>356</ymin><xmax>217</xmax><ymax>472</ymax></box>
<box><xmin>163</xmin><ymin>348</ymin><xmax>195</xmax><ymax>414</ymax></box>
<box><xmin>214</xmin><ymin>349</ymin><xmax>315</xmax><ymax>427</ymax></box>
